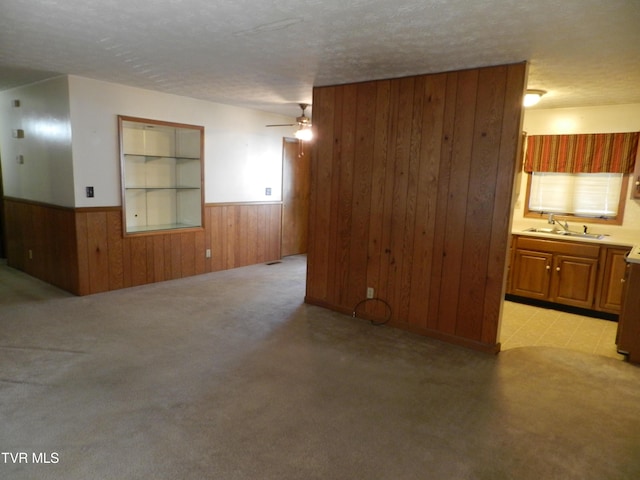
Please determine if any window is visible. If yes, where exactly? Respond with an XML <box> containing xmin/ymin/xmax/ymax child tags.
<box><xmin>522</xmin><ymin>132</ymin><xmax>638</xmax><ymax>226</ymax></box>
<box><xmin>525</xmin><ymin>172</ymin><xmax>628</xmax><ymax>225</ymax></box>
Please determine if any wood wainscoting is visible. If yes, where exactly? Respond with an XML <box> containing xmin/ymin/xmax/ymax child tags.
<box><xmin>4</xmin><ymin>198</ymin><xmax>282</xmax><ymax>295</ymax></box>
<box><xmin>3</xmin><ymin>198</ymin><xmax>80</xmax><ymax>293</ymax></box>
<box><xmin>306</xmin><ymin>63</ymin><xmax>527</xmax><ymax>353</ymax></box>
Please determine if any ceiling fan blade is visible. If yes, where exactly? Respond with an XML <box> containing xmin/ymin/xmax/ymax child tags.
<box><xmin>266</xmin><ymin>123</ymin><xmax>296</xmax><ymax>127</ymax></box>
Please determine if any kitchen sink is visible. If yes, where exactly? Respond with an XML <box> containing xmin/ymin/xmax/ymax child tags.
<box><xmin>523</xmin><ymin>227</ymin><xmax>605</xmax><ymax>240</ymax></box>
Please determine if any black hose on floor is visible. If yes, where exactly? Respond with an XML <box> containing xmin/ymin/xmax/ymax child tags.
<box><xmin>352</xmin><ymin>298</ymin><xmax>392</xmax><ymax>326</ymax></box>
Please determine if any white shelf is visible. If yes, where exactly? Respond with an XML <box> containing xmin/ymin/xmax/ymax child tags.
<box><xmin>119</xmin><ymin>116</ymin><xmax>204</xmax><ymax>235</ymax></box>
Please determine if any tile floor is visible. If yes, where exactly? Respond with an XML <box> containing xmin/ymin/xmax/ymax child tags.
<box><xmin>500</xmin><ymin>300</ymin><xmax>625</xmax><ymax>360</ymax></box>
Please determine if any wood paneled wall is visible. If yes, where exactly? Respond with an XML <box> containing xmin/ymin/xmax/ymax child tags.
<box><xmin>305</xmin><ymin>63</ymin><xmax>527</xmax><ymax>352</ymax></box>
<box><xmin>4</xmin><ymin>199</ymin><xmax>282</xmax><ymax>295</ymax></box>
<box><xmin>4</xmin><ymin>198</ymin><xmax>79</xmax><ymax>293</ymax></box>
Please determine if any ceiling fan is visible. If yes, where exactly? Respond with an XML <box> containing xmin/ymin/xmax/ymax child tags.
<box><xmin>266</xmin><ymin>103</ymin><xmax>313</xmax><ymax>141</ymax></box>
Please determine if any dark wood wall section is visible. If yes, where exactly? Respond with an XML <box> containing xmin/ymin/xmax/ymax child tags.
<box><xmin>306</xmin><ymin>63</ymin><xmax>527</xmax><ymax>352</ymax></box>
<box><xmin>4</xmin><ymin>198</ymin><xmax>80</xmax><ymax>293</ymax></box>
<box><xmin>4</xmin><ymin>199</ymin><xmax>282</xmax><ymax>295</ymax></box>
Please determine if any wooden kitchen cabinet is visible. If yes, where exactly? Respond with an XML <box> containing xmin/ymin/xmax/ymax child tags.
<box><xmin>510</xmin><ymin>248</ymin><xmax>552</xmax><ymax>300</ymax></box>
<box><xmin>509</xmin><ymin>236</ymin><xmax>600</xmax><ymax>309</ymax></box>
<box><xmin>596</xmin><ymin>247</ymin><xmax>632</xmax><ymax>314</ymax></box>
<box><xmin>617</xmin><ymin>262</ymin><xmax>640</xmax><ymax>363</ymax></box>
<box><xmin>550</xmin><ymin>254</ymin><xmax>598</xmax><ymax>308</ymax></box>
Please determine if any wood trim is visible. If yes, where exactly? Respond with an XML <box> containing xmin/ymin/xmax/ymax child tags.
<box><xmin>4</xmin><ymin>196</ymin><xmax>75</xmax><ymax>211</ymax></box>
<box><xmin>206</xmin><ymin>201</ymin><xmax>283</xmax><ymax>206</ymax></box>
<box><xmin>74</xmin><ymin>206</ymin><xmax>122</xmax><ymax>213</ymax></box>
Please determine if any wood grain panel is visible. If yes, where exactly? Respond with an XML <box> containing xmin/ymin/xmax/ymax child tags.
<box><xmin>427</xmin><ymin>73</ymin><xmax>459</xmax><ymax>331</ymax></box>
<box><xmin>42</xmin><ymin>201</ymin><xmax>280</xmax><ymax>295</ymax></box>
<box><xmin>4</xmin><ymin>199</ymin><xmax>79</xmax><ymax>294</ymax></box>
<box><xmin>437</xmin><ymin>69</ymin><xmax>478</xmax><ymax>336</ymax></box>
<box><xmin>268</xmin><ymin>204</ymin><xmax>282</xmax><ymax>261</ymax></box>
<box><xmin>334</xmin><ymin>83</ymin><xmax>357</xmax><ymax>307</ymax></box>
<box><xmin>408</xmin><ymin>73</ymin><xmax>447</xmax><ymax>329</ymax></box>
<box><xmin>374</xmin><ymin>80</ymin><xmax>400</xmax><ymax>320</ymax></box>
<box><xmin>365</xmin><ymin>80</ymin><xmax>392</xmax><ymax>320</ymax></box>
<box><xmin>306</xmin><ymin>86</ymin><xmax>336</xmax><ymax>302</ymax></box>
<box><xmin>481</xmin><ymin>64</ymin><xmax>528</xmax><ymax>344</ymax></box>
<box><xmin>86</xmin><ymin>211</ymin><xmax>110</xmax><ymax>293</ymax></box>
<box><xmin>306</xmin><ymin>62</ymin><xmax>527</xmax><ymax>353</ymax></box>
<box><xmin>180</xmin><ymin>232</ymin><xmax>196</xmax><ymax>277</ymax></box>
<box><xmin>455</xmin><ymin>66</ymin><xmax>507</xmax><ymax>340</ymax></box>
<box><xmin>194</xmin><ymin>230</ymin><xmax>206</xmax><ymax>274</ymax></box>
<box><xmin>349</xmin><ymin>82</ymin><xmax>376</xmax><ymax>314</ymax></box>
<box><xmin>130</xmin><ymin>236</ymin><xmax>148</xmax><ymax>286</ymax></box>
<box><xmin>151</xmin><ymin>235</ymin><xmax>165</xmax><ymax>283</ymax></box>
<box><xmin>106</xmin><ymin>210</ymin><xmax>124</xmax><ymax>290</ymax></box>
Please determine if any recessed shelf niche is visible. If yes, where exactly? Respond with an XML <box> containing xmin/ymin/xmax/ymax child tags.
<box><xmin>119</xmin><ymin>116</ymin><xmax>204</xmax><ymax>235</ymax></box>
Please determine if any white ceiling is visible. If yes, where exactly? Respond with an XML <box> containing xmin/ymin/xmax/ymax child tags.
<box><xmin>1</xmin><ymin>0</ymin><xmax>639</xmax><ymax>118</ymax></box>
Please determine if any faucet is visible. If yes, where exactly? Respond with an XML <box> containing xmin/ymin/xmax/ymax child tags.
<box><xmin>558</xmin><ymin>219</ymin><xmax>570</xmax><ymax>231</ymax></box>
<box><xmin>548</xmin><ymin>213</ymin><xmax>569</xmax><ymax>231</ymax></box>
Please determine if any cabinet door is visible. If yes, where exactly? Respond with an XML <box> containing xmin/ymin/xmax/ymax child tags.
<box><xmin>597</xmin><ymin>248</ymin><xmax>631</xmax><ymax>314</ymax></box>
<box><xmin>510</xmin><ymin>249</ymin><xmax>552</xmax><ymax>299</ymax></box>
<box><xmin>550</xmin><ymin>254</ymin><xmax>598</xmax><ymax>308</ymax></box>
<box><xmin>618</xmin><ymin>263</ymin><xmax>640</xmax><ymax>363</ymax></box>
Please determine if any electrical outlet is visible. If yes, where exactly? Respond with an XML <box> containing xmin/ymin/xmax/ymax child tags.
<box><xmin>205</xmin><ymin>249</ymin><xmax>212</xmax><ymax>258</ymax></box>
<box><xmin>366</xmin><ymin>287</ymin><xmax>374</xmax><ymax>299</ymax></box>
<box><xmin>28</xmin><ymin>249</ymin><xmax>33</xmax><ymax>260</ymax></box>
<box><xmin>86</xmin><ymin>186</ymin><xmax>94</xmax><ymax>198</ymax></box>
<box><xmin>265</xmin><ymin>187</ymin><xmax>272</xmax><ymax>196</ymax></box>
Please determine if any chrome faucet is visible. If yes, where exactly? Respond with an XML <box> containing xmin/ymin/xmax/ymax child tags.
<box><xmin>548</xmin><ymin>213</ymin><xmax>569</xmax><ymax>231</ymax></box>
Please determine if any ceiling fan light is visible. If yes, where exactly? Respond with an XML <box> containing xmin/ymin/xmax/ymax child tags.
<box><xmin>524</xmin><ymin>89</ymin><xmax>546</xmax><ymax>107</ymax></box>
<box><xmin>295</xmin><ymin>126</ymin><xmax>313</xmax><ymax>141</ymax></box>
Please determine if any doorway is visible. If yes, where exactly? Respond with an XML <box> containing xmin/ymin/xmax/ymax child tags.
<box><xmin>281</xmin><ymin>138</ymin><xmax>310</xmax><ymax>257</ymax></box>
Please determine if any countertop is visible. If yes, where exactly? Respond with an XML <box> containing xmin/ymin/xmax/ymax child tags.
<box><xmin>512</xmin><ymin>228</ymin><xmax>636</xmax><ymax>248</ymax></box>
<box><xmin>511</xmin><ymin>225</ymin><xmax>640</xmax><ymax>263</ymax></box>
<box><xmin>626</xmin><ymin>245</ymin><xmax>640</xmax><ymax>264</ymax></box>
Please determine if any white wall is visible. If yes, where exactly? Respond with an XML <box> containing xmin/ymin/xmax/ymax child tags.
<box><xmin>68</xmin><ymin>76</ymin><xmax>296</xmax><ymax>207</ymax></box>
<box><xmin>0</xmin><ymin>76</ymin><xmax>75</xmax><ymax>206</ymax></box>
<box><xmin>512</xmin><ymin>103</ymin><xmax>640</xmax><ymax>241</ymax></box>
<box><xmin>0</xmin><ymin>75</ymin><xmax>297</xmax><ymax>209</ymax></box>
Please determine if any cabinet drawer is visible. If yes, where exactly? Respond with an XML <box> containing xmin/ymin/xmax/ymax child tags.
<box><xmin>515</xmin><ymin>236</ymin><xmax>600</xmax><ymax>258</ymax></box>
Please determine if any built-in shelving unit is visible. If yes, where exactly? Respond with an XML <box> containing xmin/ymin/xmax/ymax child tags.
<box><xmin>119</xmin><ymin>116</ymin><xmax>204</xmax><ymax>235</ymax></box>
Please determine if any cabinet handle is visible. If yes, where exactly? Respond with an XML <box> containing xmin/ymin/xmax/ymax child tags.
<box><xmin>556</xmin><ymin>267</ymin><xmax>561</xmax><ymax>272</ymax></box>
<box><xmin>621</xmin><ymin>278</ymin><xmax>626</xmax><ymax>283</ymax></box>
<box><xmin>546</xmin><ymin>265</ymin><xmax>551</xmax><ymax>271</ymax></box>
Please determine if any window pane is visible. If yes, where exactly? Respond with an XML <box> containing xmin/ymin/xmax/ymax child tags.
<box><xmin>529</xmin><ymin>172</ymin><xmax>573</xmax><ymax>213</ymax></box>
<box><xmin>528</xmin><ymin>172</ymin><xmax>623</xmax><ymax>218</ymax></box>
<box><xmin>573</xmin><ymin>173</ymin><xmax>622</xmax><ymax>217</ymax></box>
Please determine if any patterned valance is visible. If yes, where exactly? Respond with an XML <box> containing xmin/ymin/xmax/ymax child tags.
<box><xmin>524</xmin><ymin>132</ymin><xmax>639</xmax><ymax>173</ymax></box>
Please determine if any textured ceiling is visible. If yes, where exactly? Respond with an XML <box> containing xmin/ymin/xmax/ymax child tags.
<box><xmin>1</xmin><ymin>0</ymin><xmax>639</xmax><ymax>117</ymax></box>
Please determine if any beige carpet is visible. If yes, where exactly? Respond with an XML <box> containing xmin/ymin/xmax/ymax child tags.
<box><xmin>1</xmin><ymin>256</ymin><xmax>639</xmax><ymax>479</ymax></box>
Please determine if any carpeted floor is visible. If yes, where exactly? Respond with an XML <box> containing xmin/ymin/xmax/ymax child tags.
<box><xmin>1</xmin><ymin>255</ymin><xmax>639</xmax><ymax>479</ymax></box>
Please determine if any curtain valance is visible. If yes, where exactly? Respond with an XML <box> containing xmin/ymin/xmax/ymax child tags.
<box><xmin>524</xmin><ymin>132</ymin><xmax>639</xmax><ymax>173</ymax></box>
